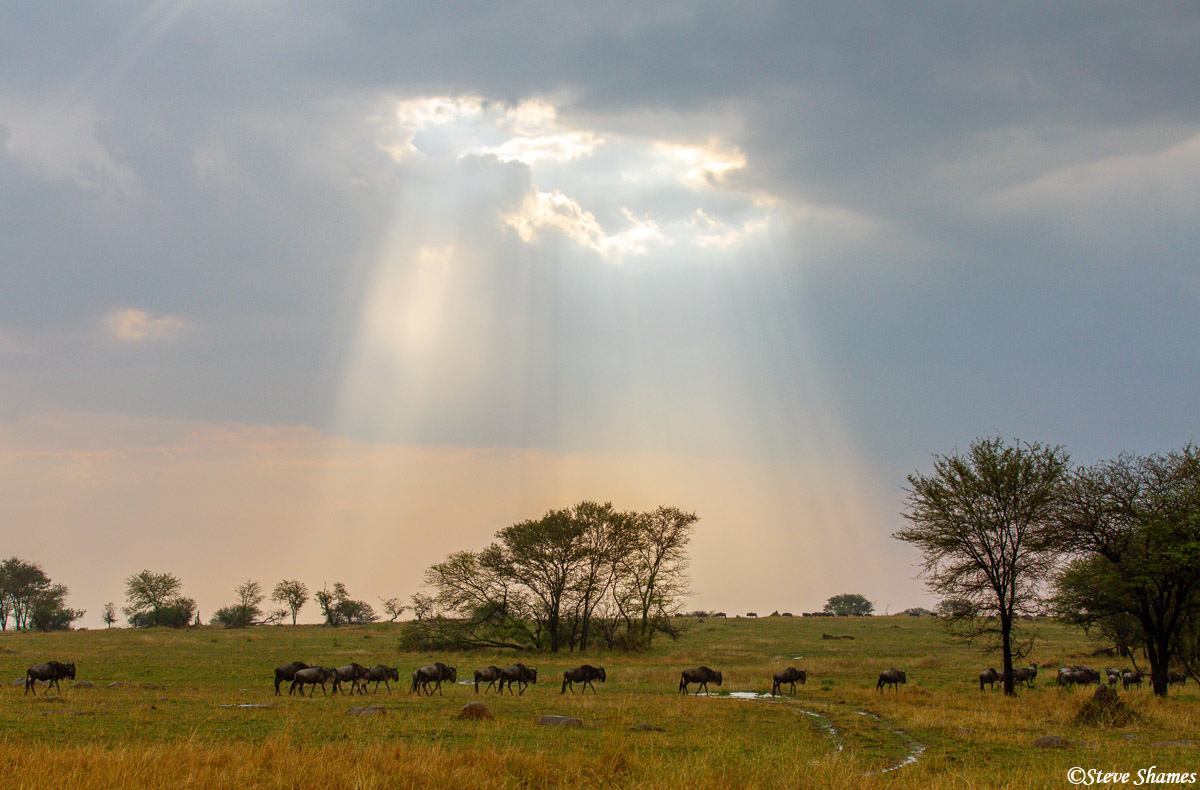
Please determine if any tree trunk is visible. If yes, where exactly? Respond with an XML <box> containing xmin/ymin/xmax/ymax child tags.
<box><xmin>1148</xmin><ymin>634</ymin><xmax>1171</xmax><ymax>697</ymax></box>
<box><xmin>1001</xmin><ymin>614</ymin><xmax>1015</xmax><ymax>696</ymax></box>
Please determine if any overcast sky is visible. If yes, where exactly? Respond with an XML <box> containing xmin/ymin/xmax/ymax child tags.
<box><xmin>2</xmin><ymin>3</ymin><xmax>1198</xmax><ymax>626</ymax></box>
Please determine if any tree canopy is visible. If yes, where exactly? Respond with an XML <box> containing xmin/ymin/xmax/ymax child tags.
<box><xmin>895</xmin><ymin>437</ymin><xmax>1068</xmax><ymax>695</ymax></box>
<box><xmin>410</xmin><ymin>501</ymin><xmax>696</xmax><ymax>652</ymax></box>
<box><xmin>824</xmin><ymin>593</ymin><xmax>874</xmax><ymax>616</ymax></box>
<box><xmin>1050</xmin><ymin>446</ymin><xmax>1200</xmax><ymax>696</ymax></box>
<box><xmin>124</xmin><ymin>569</ymin><xmax>196</xmax><ymax>628</ymax></box>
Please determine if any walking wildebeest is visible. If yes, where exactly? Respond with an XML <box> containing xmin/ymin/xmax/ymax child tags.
<box><xmin>25</xmin><ymin>661</ymin><xmax>75</xmax><ymax>695</ymax></box>
<box><xmin>499</xmin><ymin>663</ymin><xmax>537</xmax><ymax>695</ymax></box>
<box><xmin>979</xmin><ymin>668</ymin><xmax>1000</xmax><ymax>691</ymax></box>
<box><xmin>1168</xmin><ymin>671</ymin><xmax>1188</xmax><ymax>686</ymax></box>
<box><xmin>365</xmin><ymin>665</ymin><xmax>399</xmax><ymax>693</ymax></box>
<box><xmin>411</xmin><ymin>663</ymin><xmax>457</xmax><ymax>695</ymax></box>
<box><xmin>876</xmin><ymin>669</ymin><xmax>906</xmax><ymax>691</ymax></box>
<box><xmin>274</xmin><ymin>661</ymin><xmax>309</xmax><ymax>695</ymax></box>
<box><xmin>1122</xmin><ymin>670</ymin><xmax>1144</xmax><ymax>690</ymax></box>
<box><xmin>679</xmin><ymin>666</ymin><xmax>722</xmax><ymax>695</ymax></box>
<box><xmin>290</xmin><ymin>666</ymin><xmax>338</xmax><ymax>696</ymax></box>
<box><xmin>474</xmin><ymin>665</ymin><xmax>503</xmax><ymax>694</ymax></box>
<box><xmin>561</xmin><ymin>665</ymin><xmax>606</xmax><ymax>694</ymax></box>
<box><xmin>1105</xmin><ymin>668</ymin><xmax>1121</xmax><ymax>686</ymax></box>
<box><xmin>333</xmin><ymin>663</ymin><xmax>370</xmax><ymax>695</ymax></box>
<box><xmin>771</xmin><ymin>667</ymin><xmax>806</xmax><ymax>696</ymax></box>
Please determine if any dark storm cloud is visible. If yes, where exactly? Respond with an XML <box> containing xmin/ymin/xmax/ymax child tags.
<box><xmin>2</xmin><ymin>1</ymin><xmax>1197</xmax><ymax>465</ymax></box>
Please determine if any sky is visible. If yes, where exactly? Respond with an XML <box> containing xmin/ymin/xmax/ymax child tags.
<box><xmin>2</xmin><ymin>2</ymin><xmax>1198</xmax><ymax>627</ymax></box>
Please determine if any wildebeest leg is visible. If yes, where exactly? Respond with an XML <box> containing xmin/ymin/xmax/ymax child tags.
<box><xmin>25</xmin><ymin>675</ymin><xmax>33</xmax><ymax>696</ymax></box>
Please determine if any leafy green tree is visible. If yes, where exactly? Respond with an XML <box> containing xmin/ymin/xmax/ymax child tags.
<box><xmin>1051</xmin><ymin>447</ymin><xmax>1200</xmax><ymax>696</ymax></box>
<box><xmin>0</xmin><ymin>557</ymin><xmax>52</xmax><ymax>630</ymax></box>
<box><xmin>102</xmin><ymin>602</ymin><xmax>118</xmax><ymax>628</ymax></box>
<box><xmin>30</xmin><ymin>583</ymin><xmax>84</xmax><ymax>631</ymax></box>
<box><xmin>124</xmin><ymin>570</ymin><xmax>196</xmax><ymax>628</ymax></box>
<box><xmin>315</xmin><ymin>582</ymin><xmax>377</xmax><ymax>626</ymax></box>
<box><xmin>210</xmin><ymin>579</ymin><xmax>265</xmax><ymax>628</ymax></box>
<box><xmin>613</xmin><ymin>506</ymin><xmax>697</xmax><ymax>648</ymax></box>
<box><xmin>271</xmin><ymin>580</ymin><xmax>308</xmax><ymax>625</ymax></box>
<box><xmin>896</xmin><ymin>437</ymin><xmax>1068</xmax><ymax>695</ymax></box>
<box><xmin>823</xmin><ymin>593</ymin><xmax>874</xmax><ymax>616</ymax></box>
<box><xmin>415</xmin><ymin>502</ymin><xmax>695</xmax><ymax>652</ymax></box>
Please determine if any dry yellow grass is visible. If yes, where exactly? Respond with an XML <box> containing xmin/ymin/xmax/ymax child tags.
<box><xmin>2</xmin><ymin>616</ymin><xmax>1198</xmax><ymax>789</ymax></box>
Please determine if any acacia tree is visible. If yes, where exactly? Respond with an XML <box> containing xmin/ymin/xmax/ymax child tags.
<box><xmin>271</xmin><ymin>580</ymin><xmax>308</xmax><ymax>625</ymax></box>
<box><xmin>414</xmin><ymin>502</ymin><xmax>695</xmax><ymax>652</ymax></box>
<box><xmin>1051</xmin><ymin>447</ymin><xmax>1200</xmax><ymax>696</ymax></box>
<box><xmin>0</xmin><ymin>557</ymin><xmax>51</xmax><ymax>630</ymax></box>
<box><xmin>895</xmin><ymin>437</ymin><xmax>1068</xmax><ymax>695</ymax></box>
<box><xmin>124</xmin><ymin>570</ymin><xmax>196</xmax><ymax>628</ymax></box>
<box><xmin>102</xmin><ymin>602</ymin><xmax>118</xmax><ymax>628</ymax></box>
<box><xmin>824</xmin><ymin>593</ymin><xmax>874</xmax><ymax>616</ymax></box>
<box><xmin>614</xmin><ymin>506</ymin><xmax>697</xmax><ymax>647</ymax></box>
<box><xmin>211</xmin><ymin>579</ymin><xmax>266</xmax><ymax>628</ymax></box>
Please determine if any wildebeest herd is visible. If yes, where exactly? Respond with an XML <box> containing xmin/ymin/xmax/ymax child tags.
<box><xmin>20</xmin><ymin>656</ymin><xmax>1187</xmax><ymax>699</ymax></box>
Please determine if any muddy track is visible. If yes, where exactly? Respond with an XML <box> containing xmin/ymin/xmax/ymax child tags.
<box><xmin>720</xmin><ymin>692</ymin><xmax>926</xmax><ymax>774</ymax></box>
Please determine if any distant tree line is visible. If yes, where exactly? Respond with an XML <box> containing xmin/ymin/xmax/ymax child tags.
<box><xmin>408</xmin><ymin>502</ymin><xmax>697</xmax><ymax>653</ymax></box>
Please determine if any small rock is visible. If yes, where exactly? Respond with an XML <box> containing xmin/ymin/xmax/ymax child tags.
<box><xmin>347</xmin><ymin>705</ymin><xmax>386</xmax><ymax>716</ymax></box>
<box><xmin>458</xmin><ymin>702</ymin><xmax>494</xmax><ymax>720</ymax></box>
<box><xmin>106</xmin><ymin>682</ymin><xmax>123</xmax><ymax>689</ymax></box>
<box><xmin>141</xmin><ymin>683</ymin><xmax>162</xmax><ymax>690</ymax></box>
<box><xmin>630</xmin><ymin>723</ymin><xmax>665</xmax><ymax>732</ymax></box>
<box><xmin>538</xmin><ymin>715</ymin><xmax>583</xmax><ymax>727</ymax></box>
<box><xmin>1149</xmin><ymin>741</ymin><xmax>1197</xmax><ymax>748</ymax></box>
<box><xmin>1034</xmin><ymin>735</ymin><xmax>1070</xmax><ymax>748</ymax></box>
<box><xmin>70</xmin><ymin>681</ymin><xmax>95</xmax><ymax>689</ymax></box>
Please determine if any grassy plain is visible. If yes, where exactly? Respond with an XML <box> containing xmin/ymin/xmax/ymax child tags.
<box><xmin>1</xmin><ymin>616</ymin><xmax>1197</xmax><ymax>789</ymax></box>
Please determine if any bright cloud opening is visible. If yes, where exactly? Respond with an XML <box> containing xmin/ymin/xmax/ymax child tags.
<box><xmin>375</xmin><ymin>95</ymin><xmax>774</xmax><ymax>263</ymax></box>
<box><xmin>105</xmin><ymin>309</ymin><xmax>185</xmax><ymax>342</ymax></box>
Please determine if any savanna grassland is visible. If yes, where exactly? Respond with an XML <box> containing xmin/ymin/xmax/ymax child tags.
<box><xmin>1</xmin><ymin>616</ymin><xmax>1197</xmax><ymax>789</ymax></box>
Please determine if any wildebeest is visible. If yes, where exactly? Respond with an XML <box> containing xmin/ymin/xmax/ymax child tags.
<box><xmin>876</xmin><ymin>669</ymin><xmax>906</xmax><ymax>691</ymax></box>
<box><xmin>1105</xmin><ymin>668</ymin><xmax>1121</xmax><ymax>686</ymax></box>
<box><xmin>411</xmin><ymin>663</ymin><xmax>457</xmax><ymax>696</ymax></box>
<box><xmin>25</xmin><ymin>661</ymin><xmax>75</xmax><ymax>695</ymax></box>
<box><xmin>1056</xmin><ymin>665</ymin><xmax>1100</xmax><ymax>687</ymax></box>
<box><xmin>1016</xmin><ymin>663</ymin><xmax>1039</xmax><ymax>687</ymax></box>
<box><xmin>979</xmin><ymin>668</ymin><xmax>1000</xmax><ymax>691</ymax></box>
<box><xmin>274</xmin><ymin>661</ymin><xmax>309</xmax><ymax>695</ymax></box>
<box><xmin>333</xmin><ymin>663</ymin><xmax>370</xmax><ymax>695</ymax></box>
<box><xmin>561</xmin><ymin>665</ymin><xmax>606</xmax><ymax>694</ymax></box>
<box><xmin>1122</xmin><ymin>670</ymin><xmax>1144</xmax><ymax>690</ymax></box>
<box><xmin>499</xmin><ymin>663</ymin><xmax>537</xmax><ymax>695</ymax></box>
<box><xmin>1168</xmin><ymin>671</ymin><xmax>1188</xmax><ymax>686</ymax></box>
<box><xmin>290</xmin><ymin>666</ymin><xmax>338</xmax><ymax>696</ymax></box>
<box><xmin>365</xmin><ymin>665</ymin><xmax>400</xmax><ymax>693</ymax></box>
<box><xmin>771</xmin><ymin>667</ymin><xmax>807</xmax><ymax>696</ymax></box>
<box><xmin>679</xmin><ymin>666</ymin><xmax>722</xmax><ymax>695</ymax></box>
<box><xmin>474</xmin><ymin>666</ymin><xmax>503</xmax><ymax>694</ymax></box>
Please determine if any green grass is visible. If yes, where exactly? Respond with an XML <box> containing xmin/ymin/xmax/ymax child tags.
<box><xmin>2</xmin><ymin>616</ymin><xmax>1197</xmax><ymax>789</ymax></box>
